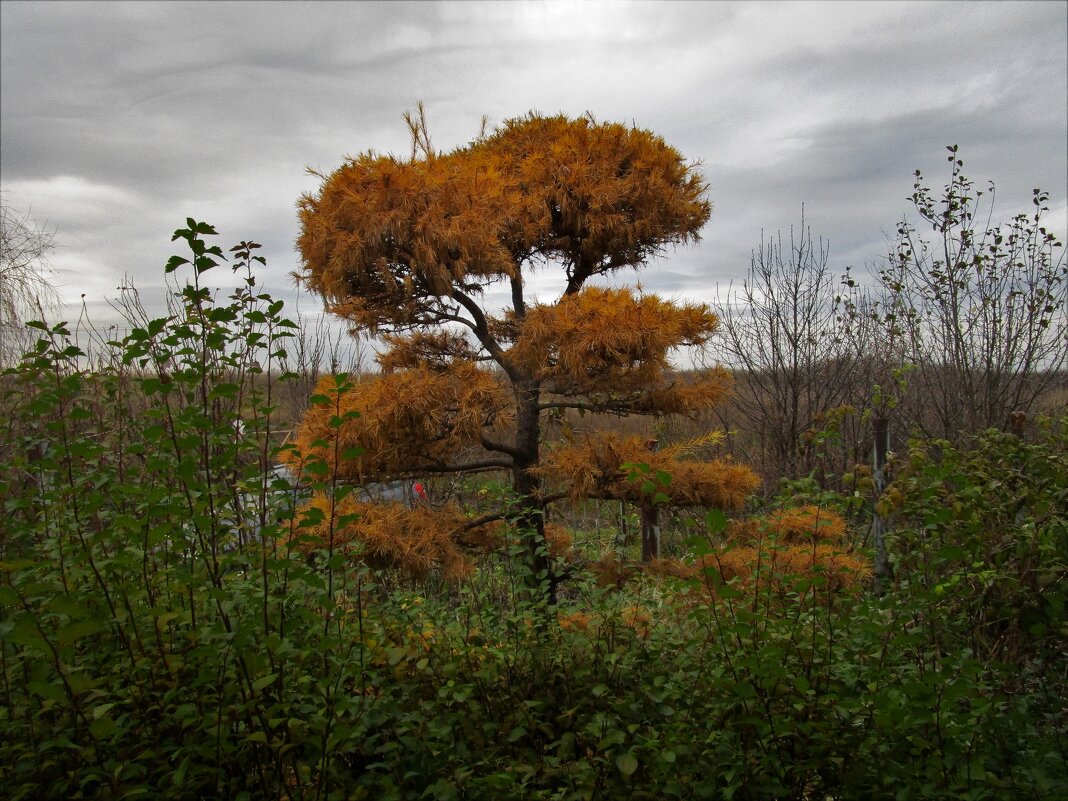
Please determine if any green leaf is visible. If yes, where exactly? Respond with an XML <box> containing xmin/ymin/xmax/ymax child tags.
<box><xmin>597</xmin><ymin>729</ymin><xmax>625</xmax><ymax>750</ymax></box>
<box><xmin>92</xmin><ymin>702</ymin><xmax>117</xmax><ymax>720</ymax></box>
<box><xmin>507</xmin><ymin>725</ymin><xmax>527</xmax><ymax>743</ymax></box>
<box><xmin>423</xmin><ymin>779</ymin><xmax>458</xmax><ymax>801</ymax></box>
<box><xmin>90</xmin><ymin>715</ymin><xmax>121</xmax><ymax>739</ymax></box>
<box><xmin>616</xmin><ymin>750</ymin><xmax>638</xmax><ymax>777</ymax></box>
<box><xmin>556</xmin><ymin>731</ymin><xmax>577</xmax><ymax>759</ymax></box>
<box><xmin>251</xmin><ymin>673</ymin><xmax>278</xmax><ymax>693</ymax></box>
<box><xmin>147</xmin><ymin>316</ymin><xmax>170</xmax><ymax>336</ymax></box>
<box><xmin>0</xmin><ymin>559</ymin><xmax>36</xmax><ymax>572</ymax></box>
<box><xmin>27</xmin><ymin>680</ymin><xmax>67</xmax><ymax>703</ymax></box>
<box><xmin>173</xmin><ymin>754</ymin><xmax>192</xmax><ymax>788</ymax></box>
<box><xmin>164</xmin><ymin>256</ymin><xmax>190</xmax><ymax>273</ymax></box>
<box><xmin>66</xmin><ymin>671</ymin><xmax>100</xmax><ymax>695</ymax></box>
<box><xmin>706</xmin><ymin>509</ymin><xmax>728</xmax><ymax>534</ymax></box>
<box><xmin>5</xmin><ymin>616</ymin><xmax>47</xmax><ymax>649</ymax></box>
<box><xmin>55</xmin><ymin>617</ymin><xmax>105</xmax><ymax>645</ymax></box>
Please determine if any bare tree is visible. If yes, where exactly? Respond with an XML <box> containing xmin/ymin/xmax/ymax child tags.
<box><xmin>712</xmin><ymin>210</ymin><xmax>876</xmax><ymax>483</ymax></box>
<box><xmin>872</xmin><ymin>146</ymin><xmax>1067</xmax><ymax>439</ymax></box>
<box><xmin>1</xmin><ymin>199</ymin><xmax>59</xmax><ymax>364</ymax></box>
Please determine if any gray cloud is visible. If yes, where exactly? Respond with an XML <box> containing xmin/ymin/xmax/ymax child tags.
<box><xmin>2</xmin><ymin>0</ymin><xmax>1064</xmax><ymax>333</ymax></box>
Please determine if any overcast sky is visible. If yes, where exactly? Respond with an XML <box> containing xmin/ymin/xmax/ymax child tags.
<box><xmin>2</xmin><ymin>0</ymin><xmax>1066</xmax><ymax>337</ymax></box>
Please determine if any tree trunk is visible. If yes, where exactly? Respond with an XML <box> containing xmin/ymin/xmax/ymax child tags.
<box><xmin>513</xmin><ymin>378</ymin><xmax>553</xmax><ymax>603</ymax></box>
<box><xmin>640</xmin><ymin>502</ymin><xmax>661</xmax><ymax>562</ymax></box>
<box><xmin>640</xmin><ymin>437</ymin><xmax>661</xmax><ymax>562</ymax></box>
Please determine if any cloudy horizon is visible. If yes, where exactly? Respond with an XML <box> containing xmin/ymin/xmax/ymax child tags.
<box><xmin>2</xmin><ymin>0</ymin><xmax>1065</xmax><ymax>340</ymax></box>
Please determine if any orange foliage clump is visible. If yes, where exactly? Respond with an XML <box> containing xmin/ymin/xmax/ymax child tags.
<box><xmin>556</xmin><ymin>606</ymin><xmax>653</xmax><ymax>638</ymax></box>
<box><xmin>595</xmin><ymin>507</ymin><xmax>869</xmax><ymax>597</ymax></box>
<box><xmin>620</xmin><ymin>605</ymin><xmax>653</xmax><ymax>638</ymax></box>
<box><xmin>692</xmin><ymin>544</ymin><xmax>871</xmax><ymax>594</ymax></box>
<box><xmin>509</xmin><ymin>287</ymin><xmax>721</xmax><ymax>396</ymax></box>
<box><xmin>543</xmin><ymin>524</ymin><xmax>576</xmax><ymax>560</ymax></box>
<box><xmin>457</xmin><ymin>521</ymin><xmax>575</xmax><ymax>561</ymax></box>
<box><xmin>376</xmin><ymin>331</ymin><xmax>480</xmax><ymax>372</ymax></box>
<box><xmin>287</xmin><ymin>494</ymin><xmax>485</xmax><ymax>581</ymax></box>
<box><xmin>283</xmin><ymin>364</ymin><xmax>512</xmax><ymax>482</ymax></box>
<box><xmin>479</xmin><ymin>113</ymin><xmax>710</xmax><ymax>276</ymax></box>
<box><xmin>587</xmin><ymin>559</ymin><xmax>638</xmax><ymax>590</ymax></box>
<box><xmin>536</xmin><ymin>431</ymin><xmax>760</xmax><ymax>510</ymax></box>
<box><xmin>296</xmin><ymin>151</ymin><xmax>517</xmax><ymax>333</ymax></box>
<box><xmin>627</xmin><ymin>370</ymin><xmax>734</xmax><ymax>417</ymax></box>
<box><xmin>728</xmin><ymin>505</ymin><xmax>847</xmax><ymax>545</ymax></box>
<box><xmin>641</xmin><ymin>558</ymin><xmax>696</xmax><ymax>581</ymax></box>
<box><xmin>296</xmin><ymin>113</ymin><xmax>710</xmax><ymax>334</ymax></box>
<box><xmin>557</xmin><ymin>611</ymin><xmax>595</xmax><ymax>633</ymax></box>
<box><xmin>689</xmin><ymin>506</ymin><xmax>870</xmax><ymax>595</ymax></box>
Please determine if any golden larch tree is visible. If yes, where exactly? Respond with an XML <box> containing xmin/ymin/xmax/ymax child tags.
<box><xmin>287</xmin><ymin>110</ymin><xmax>758</xmax><ymax>594</ymax></box>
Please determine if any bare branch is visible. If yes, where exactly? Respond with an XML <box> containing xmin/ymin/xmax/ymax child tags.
<box><xmin>1</xmin><ymin>199</ymin><xmax>60</xmax><ymax>364</ymax></box>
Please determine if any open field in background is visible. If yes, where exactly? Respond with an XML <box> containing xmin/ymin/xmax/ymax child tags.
<box><xmin>6</xmin><ymin>309</ymin><xmax>1064</xmax><ymax>569</ymax></box>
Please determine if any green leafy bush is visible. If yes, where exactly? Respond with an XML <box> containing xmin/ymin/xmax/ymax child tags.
<box><xmin>881</xmin><ymin>420</ymin><xmax>1068</xmax><ymax>663</ymax></box>
<box><xmin>1</xmin><ymin>221</ymin><xmax>1064</xmax><ymax>800</ymax></box>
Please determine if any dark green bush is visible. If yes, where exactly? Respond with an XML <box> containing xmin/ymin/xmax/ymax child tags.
<box><xmin>882</xmin><ymin>420</ymin><xmax>1068</xmax><ymax>664</ymax></box>
<box><xmin>1</xmin><ymin>221</ymin><xmax>1064</xmax><ymax>800</ymax></box>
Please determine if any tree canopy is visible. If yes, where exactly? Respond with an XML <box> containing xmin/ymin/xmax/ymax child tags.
<box><xmin>287</xmin><ymin>111</ymin><xmax>758</xmax><ymax>592</ymax></box>
<box><xmin>297</xmin><ymin>112</ymin><xmax>711</xmax><ymax>331</ymax></box>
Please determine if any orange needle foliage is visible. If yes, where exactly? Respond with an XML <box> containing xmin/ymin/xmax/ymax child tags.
<box><xmin>692</xmin><ymin>506</ymin><xmax>871</xmax><ymax>595</ymax></box>
<box><xmin>289</xmin><ymin>110</ymin><xmax>751</xmax><ymax>587</ymax></box>
<box><xmin>509</xmin><ymin>287</ymin><xmax>722</xmax><ymax>396</ymax></box>
<box><xmin>296</xmin><ymin>113</ymin><xmax>710</xmax><ymax>328</ymax></box>
<box><xmin>286</xmin><ymin>363</ymin><xmax>513</xmax><ymax>482</ymax></box>
<box><xmin>289</xmin><ymin>495</ymin><xmax>478</xmax><ymax>581</ymax></box>
<box><xmin>536</xmin><ymin>432</ymin><xmax>759</xmax><ymax>510</ymax></box>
